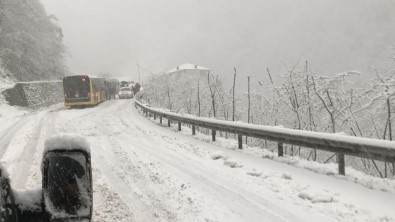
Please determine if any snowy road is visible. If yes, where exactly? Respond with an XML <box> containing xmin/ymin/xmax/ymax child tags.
<box><xmin>1</xmin><ymin>99</ymin><xmax>395</xmax><ymax>221</ymax></box>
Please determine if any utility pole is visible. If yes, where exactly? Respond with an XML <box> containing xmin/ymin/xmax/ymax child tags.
<box><xmin>137</xmin><ymin>64</ymin><xmax>141</xmax><ymax>83</ymax></box>
<box><xmin>258</xmin><ymin>80</ymin><xmax>264</xmax><ymax>117</ymax></box>
<box><xmin>246</xmin><ymin>75</ymin><xmax>251</xmax><ymax>145</ymax></box>
<box><xmin>232</xmin><ymin>67</ymin><xmax>236</xmax><ymax>121</ymax></box>
<box><xmin>247</xmin><ymin>75</ymin><xmax>251</xmax><ymax>124</ymax></box>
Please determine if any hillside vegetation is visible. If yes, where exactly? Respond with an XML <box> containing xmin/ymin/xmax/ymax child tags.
<box><xmin>141</xmin><ymin>61</ymin><xmax>395</xmax><ymax>178</ymax></box>
<box><xmin>0</xmin><ymin>0</ymin><xmax>66</xmax><ymax>81</ymax></box>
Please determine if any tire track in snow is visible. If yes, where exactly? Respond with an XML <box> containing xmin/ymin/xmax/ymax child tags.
<box><xmin>91</xmin><ymin>136</ymin><xmax>157</xmax><ymax>222</ymax></box>
<box><xmin>39</xmin><ymin>100</ymin><xmax>140</xmax><ymax>221</ymax></box>
<box><xmin>117</xmin><ymin>102</ymin><xmax>324</xmax><ymax>222</ymax></box>
<box><xmin>25</xmin><ymin>110</ymin><xmax>61</xmax><ymax>189</ymax></box>
<box><xmin>92</xmin><ymin>167</ymin><xmax>135</xmax><ymax>222</ymax></box>
<box><xmin>118</xmin><ymin>134</ymin><xmax>299</xmax><ymax>222</ymax></box>
<box><xmin>115</xmin><ymin>102</ymin><xmax>271</xmax><ymax>221</ymax></box>
<box><xmin>0</xmin><ymin>114</ymin><xmax>35</xmax><ymax>158</ymax></box>
<box><xmin>55</xmin><ymin>100</ymin><xmax>156</xmax><ymax>221</ymax></box>
<box><xmin>78</xmin><ymin>101</ymin><xmax>199</xmax><ymax>221</ymax></box>
<box><xmin>90</xmin><ymin>103</ymin><xmax>180</xmax><ymax>221</ymax></box>
<box><xmin>12</xmin><ymin>111</ymin><xmax>58</xmax><ymax>189</ymax></box>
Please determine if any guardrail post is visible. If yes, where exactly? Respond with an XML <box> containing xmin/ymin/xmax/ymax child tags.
<box><xmin>160</xmin><ymin>116</ymin><xmax>162</xmax><ymax>124</ymax></box>
<box><xmin>192</xmin><ymin>125</ymin><xmax>196</xmax><ymax>135</ymax></box>
<box><xmin>154</xmin><ymin>114</ymin><xmax>156</xmax><ymax>120</ymax></box>
<box><xmin>149</xmin><ymin>113</ymin><xmax>152</xmax><ymax>117</ymax></box>
<box><xmin>178</xmin><ymin>122</ymin><xmax>181</xmax><ymax>131</ymax></box>
<box><xmin>338</xmin><ymin>153</ymin><xmax>345</xmax><ymax>175</ymax></box>
<box><xmin>238</xmin><ymin>135</ymin><xmax>243</xmax><ymax>149</ymax></box>
<box><xmin>278</xmin><ymin>142</ymin><xmax>284</xmax><ymax>157</ymax></box>
<box><xmin>212</xmin><ymin>130</ymin><xmax>216</xmax><ymax>141</ymax></box>
<box><xmin>168</xmin><ymin>119</ymin><xmax>171</xmax><ymax>127</ymax></box>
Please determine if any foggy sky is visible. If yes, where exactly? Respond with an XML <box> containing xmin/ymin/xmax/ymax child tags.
<box><xmin>41</xmin><ymin>0</ymin><xmax>395</xmax><ymax>89</ymax></box>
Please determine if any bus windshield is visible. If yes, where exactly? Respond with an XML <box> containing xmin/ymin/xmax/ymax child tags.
<box><xmin>63</xmin><ymin>76</ymin><xmax>90</xmax><ymax>100</ymax></box>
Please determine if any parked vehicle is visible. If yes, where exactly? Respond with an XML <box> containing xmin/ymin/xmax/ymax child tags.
<box><xmin>118</xmin><ymin>87</ymin><xmax>133</xmax><ymax>99</ymax></box>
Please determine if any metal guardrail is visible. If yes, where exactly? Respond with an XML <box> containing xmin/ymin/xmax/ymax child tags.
<box><xmin>135</xmin><ymin>97</ymin><xmax>395</xmax><ymax>176</ymax></box>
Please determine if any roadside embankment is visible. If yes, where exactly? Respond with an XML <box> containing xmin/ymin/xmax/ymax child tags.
<box><xmin>2</xmin><ymin>81</ymin><xmax>63</xmax><ymax>109</ymax></box>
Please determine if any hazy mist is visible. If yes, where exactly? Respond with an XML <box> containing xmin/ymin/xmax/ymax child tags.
<box><xmin>41</xmin><ymin>0</ymin><xmax>395</xmax><ymax>89</ymax></box>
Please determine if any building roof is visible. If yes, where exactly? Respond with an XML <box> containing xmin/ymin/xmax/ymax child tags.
<box><xmin>166</xmin><ymin>63</ymin><xmax>210</xmax><ymax>74</ymax></box>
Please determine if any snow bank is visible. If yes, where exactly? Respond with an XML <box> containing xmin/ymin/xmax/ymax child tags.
<box><xmin>246</xmin><ymin>169</ymin><xmax>262</xmax><ymax>177</ymax></box>
<box><xmin>44</xmin><ymin>134</ymin><xmax>90</xmax><ymax>154</ymax></box>
<box><xmin>13</xmin><ymin>188</ymin><xmax>43</xmax><ymax>211</ymax></box>
<box><xmin>259</xmin><ymin>149</ymin><xmax>395</xmax><ymax>193</ymax></box>
<box><xmin>282</xmin><ymin>172</ymin><xmax>293</xmax><ymax>180</ymax></box>
<box><xmin>298</xmin><ymin>191</ymin><xmax>334</xmax><ymax>203</ymax></box>
<box><xmin>142</xmin><ymin>110</ymin><xmax>395</xmax><ymax>194</ymax></box>
<box><xmin>210</xmin><ymin>152</ymin><xmax>226</xmax><ymax>160</ymax></box>
<box><xmin>223</xmin><ymin>158</ymin><xmax>243</xmax><ymax>168</ymax></box>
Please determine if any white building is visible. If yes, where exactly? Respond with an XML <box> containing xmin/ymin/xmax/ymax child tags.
<box><xmin>165</xmin><ymin>63</ymin><xmax>210</xmax><ymax>81</ymax></box>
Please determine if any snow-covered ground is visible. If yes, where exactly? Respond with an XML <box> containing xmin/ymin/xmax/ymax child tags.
<box><xmin>0</xmin><ymin>99</ymin><xmax>394</xmax><ymax>221</ymax></box>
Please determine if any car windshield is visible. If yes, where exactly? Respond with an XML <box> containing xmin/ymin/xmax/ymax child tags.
<box><xmin>1</xmin><ymin>1</ymin><xmax>395</xmax><ymax>221</ymax></box>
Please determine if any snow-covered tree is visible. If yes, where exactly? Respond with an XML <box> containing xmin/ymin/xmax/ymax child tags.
<box><xmin>141</xmin><ymin>71</ymin><xmax>239</xmax><ymax>121</ymax></box>
<box><xmin>0</xmin><ymin>0</ymin><xmax>66</xmax><ymax>81</ymax></box>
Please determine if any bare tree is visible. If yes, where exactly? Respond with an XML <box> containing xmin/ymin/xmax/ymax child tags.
<box><xmin>197</xmin><ymin>80</ymin><xmax>201</xmax><ymax>117</ymax></box>
<box><xmin>232</xmin><ymin>67</ymin><xmax>236</xmax><ymax>121</ymax></box>
<box><xmin>164</xmin><ymin>75</ymin><xmax>172</xmax><ymax>110</ymax></box>
<box><xmin>207</xmin><ymin>73</ymin><xmax>216</xmax><ymax>118</ymax></box>
<box><xmin>247</xmin><ymin>75</ymin><xmax>251</xmax><ymax>124</ymax></box>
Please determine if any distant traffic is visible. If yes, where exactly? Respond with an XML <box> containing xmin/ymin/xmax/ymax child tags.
<box><xmin>62</xmin><ymin>75</ymin><xmax>140</xmax><ymax>107</ymax></box>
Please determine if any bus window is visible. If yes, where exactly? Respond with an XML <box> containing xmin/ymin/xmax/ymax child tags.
<box><xmin>63</xmin><ymin>76</ymin><xmax>90</xmax><ymax>101</ymax></box>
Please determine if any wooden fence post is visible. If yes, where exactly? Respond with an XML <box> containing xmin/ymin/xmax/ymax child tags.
<box><xmin>192</xmin><ymin>125</ymin><xmax>196</xmax><ymax>135</ymax></box>
<box><xmin>178</xmin><ymin>122</ymin><xmax>181</xmax><ymax>131</ymax></box>
<box><xmin>338</xmin><ymin>153</ymin><xmax>345</xmax><ymax>175</ymax></box>
<box><xmin>238</xmin><ymin>135</ymin><xmax>243</xmax><ymax>149</ymax></box>
<box><xmin>212</xmin><ymin>130</ymin><xmax>216</xmax><ymax>141</ymax></box>
<box><xmin>278</xmin><ymin>142</ymin><xmax>284</xmax><ymax>157</ymax></box>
